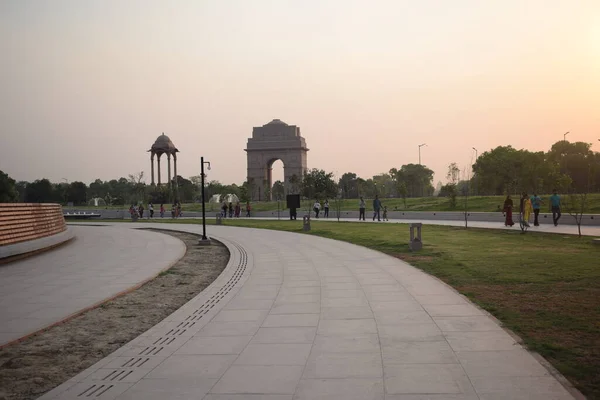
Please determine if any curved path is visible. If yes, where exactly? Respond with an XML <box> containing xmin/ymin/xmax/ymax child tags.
<box><xmin>40</xmin><ymin>223</ymin><xmax>577</xmax><ymax>400</ymax></box>
<box><xmin>0</xmin><ymin>225</ymin><xmax>185</xmax><ymax>347</ymax></box>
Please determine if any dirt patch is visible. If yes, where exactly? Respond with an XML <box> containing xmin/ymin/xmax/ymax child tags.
<box><xmin>0</xmin><ymin>230</ymin><xmax>229</xmax><ymax>400</ymax></box>
<box><xmin>392</xmin><ymin>254</ymin><xmax>435</xmax><ymax>263</ymax></box>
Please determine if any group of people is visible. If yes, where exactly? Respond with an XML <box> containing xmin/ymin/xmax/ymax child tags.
<box><xmin>358</xmin><ymin>195</ymin><xmax>388</xmax><ymax>221</ymax></box>
<box><xmin>312</xmin><ymin>196</ymin><xmax>389</xmax><ymax>221</ymax></box>
<box><xmin>220</xmin><ymin>201</ymin><xmax>251</xmax><ymax>218</ymax></box>
<box><xmin>129</xmin><ymin>202</ymin><xmax>182</xmax><ymax>220</ymax></box>
<box><xmin>503</xmin><ymin>189</ymin><xmax>562</xmax><ymax>227</ymax></box>
<box><xmin>312</xmin><ymin>199</ymin><xmax>330</xmax><ymax>218</ymax></box>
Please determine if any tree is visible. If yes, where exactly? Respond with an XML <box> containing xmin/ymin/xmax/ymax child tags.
<box><xmin>338</xmin><ymin>172</ymin><xmax>358</xmax><ymax>198</ymax></box>
<box><xmin>272</xmin><ymin>180</ymin><xmax>285</xmax><ymax>200</ymax></box>
<box><xmin>398</xmin><ymin>182</ymin><xmax>408</xmax><ymax>208</ymax></box>
<box><xmin>175</xmin><ymin>175</ymin><xmax>196</xmax><ymax>202</ymax></box>
<box><xmin>25</xmin><ymin>179</ymin><xmax>59</xmax><ymax>203</ymax></box>
<box><xmin>288</xmin><ymin>174</ymin><xmax>300</xmax><ymax>194</ymax></box>
<box><xmin>301</xmin><ymin>169</ymin><xmax>338</xmax><ymax>200</ymax></box>
<box><xmin>0</xmin><ymin>170</ymin><xmax>19</xmax><ymax>202</ymax></box>
<box><xmin>67</xmin><ymin>181</ymin><xmax>88</xmax><ymax>205</ymax></box>
<box><xmin>390</xmin><ymin>164</ymin><xmax>434</xmax><ymax>198</ymax></box>
<box><xmin>127</xmin><ymin>172</ymin><xmax>146</xmax><ymax>204</ymax></box>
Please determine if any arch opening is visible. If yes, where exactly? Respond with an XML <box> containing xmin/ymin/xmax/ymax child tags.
<box><xmin>268</xmin><ymin>159</ymin><xmax>285</xmax><ymax>201</ymax></box>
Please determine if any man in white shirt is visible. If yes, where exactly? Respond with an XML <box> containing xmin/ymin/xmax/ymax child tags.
<box><xmin>313</xmin><ymin>200</ymin><xmax>321</xmax><ymax>218</ymax></box>
<box><xmin>359</xmin><ymin>197</ymin><xmax>366</xmax><ymax>221</ymax></box>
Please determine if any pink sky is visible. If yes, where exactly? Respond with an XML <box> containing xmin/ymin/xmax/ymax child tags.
<box><xmin>1</xmin><ymin>0</ymin><xmax>599</xmax><ymax>186</ymax></box>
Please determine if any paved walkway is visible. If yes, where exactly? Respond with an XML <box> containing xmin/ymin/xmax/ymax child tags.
<box><xmin>0</xmin><ymin>225</ymin><xmax>185</xmax><ymax>346</ymax></box>
<box><xmin>41</xmin><ymin>223</ymin><xmax>576</xmax><ymax>400</ymax></box>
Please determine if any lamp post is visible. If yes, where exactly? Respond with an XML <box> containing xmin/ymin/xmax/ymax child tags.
<box><xmin>418</xmin><ymin>143</ymin><xmax>427</xmax><ymax>165</ymax></box>
<box><xmin>563</xmin><ymin>131</ymin><xmax>569</xmax><ymax>141</ymax></box>
<box><xmin>199</xmin><ymin>157</ymin><xmax>211</xmax><ymax>245</ymax></box>
<box><xmin>472</xmin><ymin>147</ymin><xmax>478</xmax><ymax>195</ymax></box>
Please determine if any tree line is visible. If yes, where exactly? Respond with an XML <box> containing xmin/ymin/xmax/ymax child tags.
<box><xmin>1</xmin><ymin>140</ymin><xmax>598</xmax><ymax>205</ymax></box>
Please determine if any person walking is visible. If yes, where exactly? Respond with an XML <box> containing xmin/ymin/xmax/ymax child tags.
<box><xmin>359</xmin><ymin>197</ymin><xmax>366</xmax><ymax>221</ymax></box>
<box><xmin>324</xmin><ymin>199</ymin><xmax>329</xmax><ymax>218</ymax></box>
<box><xmin>382</xmin><ymin>205</ymin><xmax>388</xmax><ymax>221</ymax></box>
<box><xmin>234</xmin><ymin>202</ymin><xmax>241</xmax><ymax>218</ymax></box>
<box><xmin>313</xmin><ymin>199</ymin><xmax>321</xmax><ymax>218</ymax></box>
<box><xmin>228</xmin><ymin>202</ymin><xmax>234</xmax><ymax>218</ymax></box>
<box><xmin>246</xmin><ymin>201</ymin><xmax>251</xmax><ymax>217</ymax></box>
<box><xmin>550</xmin><ymin>189</ymin><xmax>561</xmax><ymax>226</ymax></box>
<box><xmin>160</xmin><ymin>203</ymin><xmax>165</xmax><ymax>218</ymax></box>
<box><xmin>503</xmin><ymin>195</ymin><xmax>514</xmax><ymax>226</ymax></box>
<box><xmin>138</xmin><ymin>203</ymin><xmax>144</xmax><ymax>219</ymax></box>
<box><xmin>149</xmin><ymin>202</ymin><xmax>154</xmax><ymax>219</ymax></box>
<box><xmin>530</xmin><ymin>193</ymin><xmax>542</xmax><ymax>226</ymax></box>
<box><xmin>221</xmin><ymin>201</ymin><xmax>228</xmax><ymax>218</ymax></box>
<box><xmin>520</xmin><ymin>193</ymin><xmax>532</xmax><ymax>227</ymax></box>
<box><xmin>372</xmin><ymin>195</ymin><xmax>382</xmax><ymax>221</ymax></box>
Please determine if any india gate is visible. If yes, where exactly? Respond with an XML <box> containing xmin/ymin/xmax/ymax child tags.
<box><xmin>245</xmin><ymin>119</ymin><xmax>309</xmax><ymax>201</ymax></box>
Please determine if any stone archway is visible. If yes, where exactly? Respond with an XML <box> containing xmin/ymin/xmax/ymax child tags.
<box><xmin>245</xmin><ymin>119</ymin><xmax>309</xmax><ymax>201</ymax></box>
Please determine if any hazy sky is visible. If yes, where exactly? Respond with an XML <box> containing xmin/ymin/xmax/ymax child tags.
<box><xmin>1</xmin><ymin>0</ymin><xmax>599</xmax><ymax>187</ymax></box>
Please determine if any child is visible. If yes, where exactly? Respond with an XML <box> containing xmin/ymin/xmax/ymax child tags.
<box><xmin>382</xmin><ymin>206</ymin><xmax>388</xmax><ymax>221</ymax></box>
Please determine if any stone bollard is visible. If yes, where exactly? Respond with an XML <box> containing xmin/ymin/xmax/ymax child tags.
<box><xmin>216</xmin><ymin>213</ymin><xmax>223</xmax><ymax>225</ymax></box>
<box><xmin>303</xmin><ymin>215</ymin><xmax>311</xmax><ymax>231</ymax></box>
<box><xmin>409</xmin><ymin>223</ymin><xmax>423</xmax><ymax>251</ymax></box>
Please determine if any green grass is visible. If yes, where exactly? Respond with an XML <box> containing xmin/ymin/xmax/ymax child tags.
<box><xmin>71</xmin><ymin>193</ymin><xmax>600</xmax><ymax>214</ymax></box>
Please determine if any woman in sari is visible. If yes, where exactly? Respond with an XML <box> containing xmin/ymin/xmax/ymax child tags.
<box><xmin>503</xmin><ymin>195</ymin><xmax>514</xmax><ymax>226</ymax></box>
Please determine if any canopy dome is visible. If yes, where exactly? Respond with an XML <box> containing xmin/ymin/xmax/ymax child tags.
<box><xmin>149</xmin><ymin>133</ymin><xmax>178</xmax><ymax>153</ymax></box>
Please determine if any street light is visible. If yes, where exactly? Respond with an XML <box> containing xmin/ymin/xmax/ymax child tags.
<box><xmin>418</xmin><ymin>143</ymin><xmax>427</xmax><ymax>165</ymax></box>
<box><xmin>472</xmin><ymin>148</ymin><xmax>478</xmax><ymax>196</ymax></box>
<box><xmin>563</xmin><ymin>131</ymin><xmax>569</xmax><ymax>141</ymax></box>
<box><xmin>199</xmin><ymin>157</ymin><xmax>211</xmax><ymax>245</ymax></box>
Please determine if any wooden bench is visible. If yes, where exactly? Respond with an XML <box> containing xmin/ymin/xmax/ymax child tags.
<box><xmin>0</xmin><ymin>203</ymin><xmax>67</xmax><ymax>247</ymax></box>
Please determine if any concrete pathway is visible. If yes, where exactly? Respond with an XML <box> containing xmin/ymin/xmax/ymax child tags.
<box><xmin>0</xmin><ymin>225</ymin><xmax>185</xmax><ymax>346</ymax></box>
<box><xmin>41</xmin><ymin>223</ymin><xmax>577</xmax><ymax>400</ymax></box>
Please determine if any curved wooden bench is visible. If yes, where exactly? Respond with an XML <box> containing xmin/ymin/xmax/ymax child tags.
<box><xmin>0</xmin><ymin>203</ymin><xmax>68</xmax><ymax>247</ymax></box>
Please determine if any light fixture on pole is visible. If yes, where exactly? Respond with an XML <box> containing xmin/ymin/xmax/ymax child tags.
<box><xmin>564</xmin><ymin>131</ymin><xmax>569</xmax><ymax>141</ymax></box>
<box><xmin>418</xmin><ymin>143</ymin><xmax>427</xmax><ymax>165</ymax></box>
<box><xmin>472</xmin><ymin>147</ymin><xmax>478</xmax><ymax>159</ymax></box>
<box><xmin>199</xmin><ymin>157</ymin><xmax>211</xmax><ymax>245</ymax></box>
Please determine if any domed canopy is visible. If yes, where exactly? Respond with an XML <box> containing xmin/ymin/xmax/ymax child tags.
<box><xmin>149</xmin><ymin>133</ymin><xmax>179</xmax><ymax>154</ymax></box>
<box><xmin>266</xmin><ymin>119</ymin><xmax>288</xmax><ymax>126</ymax></box>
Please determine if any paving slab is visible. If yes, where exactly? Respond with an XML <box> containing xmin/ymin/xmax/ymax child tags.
<box><xmin>38</xmin><ymin>223</ymin><xmax>578</xmax><ymax>399</ymax></box>
<box><xmin>0</xmin><ymin>226</ymin><xmax>185</xmax><ymax>346</ymax></box>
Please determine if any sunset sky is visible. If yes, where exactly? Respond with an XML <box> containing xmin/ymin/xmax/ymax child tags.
<box><xmin>1</xmin><ymin>0</ymin><xmax>599</xmax><ymax>187</ymax></box>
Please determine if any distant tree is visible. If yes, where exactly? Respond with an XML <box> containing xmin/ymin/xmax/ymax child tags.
<box><xmin>288</xmin><ymin>174</ymin><xmax>300</xmax><ymax>194</ymax></box>
<box><xmin>25</xmin><ymin>179</ymin><xmax>59</xmax><ymax>203</ymax></box>
<box><xmin>15</xmin><ymin>181</ymin><xmax>27</xmax><ymax>202</ymax></box>
<box><xmin>398</xmin><ymin>182</ymin><xmax>408</xmax><ymax>208</ymax></box>
<box><xmin>0</xmin><ymin>170</ymin><xmax>19</xmax><ymax>202</ymax></box>
<box><xmin>128</xmin><ymin>172</ymin><xmax>146</xmax><ymax>203</ymax></box>
<box><xmin>67</xmin><ymin>181</ymin><xmax>88</xmax><ymax>205</ymax></box>
<box><xmin>272</xmin><ymin>180</ymin><xmax>285</xmax><ymax>200</ymax></box>
<box><xmin>301</xmin><ymin>169</ymin><xmax>338</xmax><ymax>200</ymax></box>
<box><xmin>390</xmin><ymin>164</ymin><xmax>434</xmax><ymax>198</ymax></box>
<box><xmin>175</xmin><ymin>175</ymin><xmax>196</xmax><ymax>202</ymax></box>
<box><xmin>338</xmin><ymin>172</ymin><xmax>358</xmax><ymax>198</ymax></box>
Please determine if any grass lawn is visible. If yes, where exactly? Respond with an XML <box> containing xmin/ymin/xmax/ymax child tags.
<box><xmin>113</xmin><ymin>217</ymin><xmax>600</xmax><ymax>398</ymax></box>
<box><xmin>72</xmin><ymin>193</ymin><xmax>600</xmax><ymax>214</ymax></box>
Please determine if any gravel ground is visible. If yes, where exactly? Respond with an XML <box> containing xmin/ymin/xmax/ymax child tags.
<box><xmin>0</xmin><ymin>229</ymin><xmax>229</xmax><ymax>400</ymax></box>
